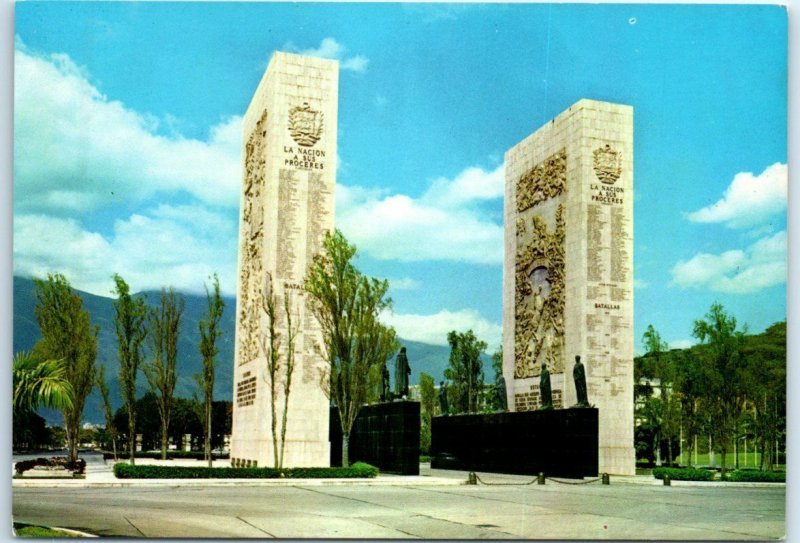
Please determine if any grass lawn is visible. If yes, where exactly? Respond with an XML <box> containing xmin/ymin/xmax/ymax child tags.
<box><xmin>14</xmin><ymin>523</ymin><xmax>74</xmax><ymax>538</ymax></box>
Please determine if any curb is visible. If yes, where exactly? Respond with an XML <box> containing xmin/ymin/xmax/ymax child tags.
<box><xmin>12</xmin><ymin>476</ymin><xmax>465</xmax><ymax>489</ymax></box>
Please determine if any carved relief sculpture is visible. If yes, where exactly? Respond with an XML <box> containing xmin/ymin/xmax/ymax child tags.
<box><xmin>238</xmin><ymin>111</ymin><xmax>268</xmax><ymax>365</ymax></box>
<box><xmin>288</xmin><ymin>102</ymin><xmax>324</xmax><ymax>147</ymax></box>
<box><xmin>514</xmin><ymin>149</ymin><xmax>567</xmax><ymax>381</ymax></box>
<box><xmin>516</xmin><ymin>149</ymin><xmax>566</xmax><ymax>213</ymax></box>
<box><xmin>592</xmin><ymin>144</ymin><xmax>622</xmax><ymax>185</ymax></box>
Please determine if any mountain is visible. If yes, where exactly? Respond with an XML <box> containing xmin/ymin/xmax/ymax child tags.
<box><xmin>14</xmin><ymin>276</ymin><xmax>477</xmax><ymax>426</ymax></box>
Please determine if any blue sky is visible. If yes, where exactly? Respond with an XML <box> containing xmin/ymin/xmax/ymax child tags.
<box><xmin>13</xmin><ymin>2</ymin><xmax>787</xmax><ymax>353</ymax></box>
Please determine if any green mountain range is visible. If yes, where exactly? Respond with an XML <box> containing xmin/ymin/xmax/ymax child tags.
<box><xmin>14</xmin><ymin>276</ymin><xmax>472</xmax><ymax>426</ymax></box>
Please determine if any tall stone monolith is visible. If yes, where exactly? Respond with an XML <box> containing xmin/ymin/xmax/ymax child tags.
<box><xmin>230</xmin><ymin>52</ymin><xmax>337</xmax><ymax>468</ymax></box>
<box><xmin>503</xmin><ymin>99</ymin><xmax>635</xmax><ymax>475</ymax></box>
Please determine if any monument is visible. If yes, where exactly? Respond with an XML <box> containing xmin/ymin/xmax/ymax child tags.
<box><xmin>230</xmin><ymin>52</ymin><xmax>338</xmax><ymax>468</ymax></box>
<box><xmin>502</xmin><ymin>99</ymin><xmax>635</xmax><ymax>475</ymax></box>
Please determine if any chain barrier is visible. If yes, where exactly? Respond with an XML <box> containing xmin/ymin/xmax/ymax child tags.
<box><xmin>472</xmin><ymin>473</ymin><xmax>604</xmax><ymax>486</ymax></box>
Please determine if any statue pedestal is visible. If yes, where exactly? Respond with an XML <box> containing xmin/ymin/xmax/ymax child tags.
<box><xmin>329</xmin><ymin>401</ymin><xmax>420</xmax><ymax>475</ymax></box>
<box><xmin>431</xmin><ymin>408</ymin><xmax>598</xmax><ymax>479</ymax></box>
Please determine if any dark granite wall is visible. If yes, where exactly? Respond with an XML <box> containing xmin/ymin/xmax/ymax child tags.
<box><xmin>431</xmin><ymin>408</ymin><xmax>598</xmax><ymax>478</ymax></box>
<box><xmin>330</xmin><ymin>401</ymin><xmax>420</xmax><ymax>475</ymax></box>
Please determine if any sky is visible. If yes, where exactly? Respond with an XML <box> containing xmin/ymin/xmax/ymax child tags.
<box><xmin>12</xmin><ymin>2</ymin><xmax>788</xmax><ymax>354</ymax></box>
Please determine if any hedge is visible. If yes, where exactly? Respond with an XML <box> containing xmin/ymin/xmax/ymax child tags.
<box><xmin>114</xmin><ymin>461</ymin><xmax>379</xmax><ymax>479</ymax></box>
<box><xmin>101</xmin><ymin>451</ymin><xmax>229</xmax><ymax>461</ymax></box>
<box><xmin>724</xmin><ymin>470</ymin><xmax>785</xmax><ymax>483</ymax></box>
<box><xmin>14</xmin><ymin>457</ymin><xmax>86</xmax><ymax>476</ymax></box>
<box><xmin>652</xmin><ymin>467</ymin><xmax>715</xmax><ymax>481</ymax></box>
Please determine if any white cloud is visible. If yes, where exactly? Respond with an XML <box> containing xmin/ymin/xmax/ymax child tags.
<box><xmin>670</xmin><ymin>230</ymin><xmax>786</xmax><ymax>294</ymax></box>
<box><xmin>380</xmin><ymin>309</ymin><xmax>502</xmax><ymax>351</ymax></box>
<box><xmin>14</xmin><ymin>205</ymin><xmax>238</xmax><ymax>297</ymax></box>
<box><xmin>337</xmin><ymin>164</ymin><xmax>504</xmax><ymax>264</ymax></box>
<box><xmin>687</xmin><ymin>163</ymin><xmax>787</xmax><ymax>229</ymax></box>
<box><xmin>288</xmin><ymin>38</ymin><xmax>369</xmax><ymax>73</ymax></box>
<box><xmin>669</xmin><ymin>339</ymin><xmax>695</xmax><ymax>350</ymax></box>
<box><xmin>386</xmin><ymin>277</ymin><xmax>422</xmax><ymax>291</ymax></box>
<box><xmin>633</xmin><ymin>278</ymin><xmax>648</xmax><ymax>289</ymax></box>
<box><xmin>14</xmin><ymin>45</ymin><xmax>242</xmax><ymax>215</ymax></box>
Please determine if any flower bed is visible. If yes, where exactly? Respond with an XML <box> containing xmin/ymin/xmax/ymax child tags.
<box><xmin>113</xmin><ymin>461</ymin><xmax>379</xmax><ymax>479</ymax></box>
<box><xmin>14</xmin><ymin>457</ymin><xmax>86</xmax><ymax>477</ymax></box>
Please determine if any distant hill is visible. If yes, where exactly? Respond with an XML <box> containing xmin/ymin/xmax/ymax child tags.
<box><xmin>14</xmin><ymin>276</ymin><xmax>477</xmax><ymax>426</ymax></box>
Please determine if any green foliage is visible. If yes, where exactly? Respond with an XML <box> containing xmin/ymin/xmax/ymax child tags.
<box><xmin>486</xmin><ymin>346</ymin><xmax>506</xmax><ymax>411</ymax></box>
<box><xmin>13</xmin><ymin>351</ymin><xmax>74</xmax><ymax>413</ymax></box>
<box><xmin>96</xmin><ymin>365</ymin><xmax>117</xmax><ymax>458</ymax></box>
<box><xmin>692</xmin><ymin>302</ymin><xmax>747</xmax><ymax>475</ymax></box>
<box><xmin>723</xmin><ymin>469</ymin><xmax>785</xmax><ymax>483</ymax></box>
<box><xmin>197</xmin><ymin>274</ymin><xmax>225</xmax><ymax>467</ymax></box>
<box><xmin>113</xmin><ymin>274</ymin><xmax>148</xmax><ymax>465</ymax></box>
<box><xmin>14</xmin><ymin>523</ymin><xmax>72</xmax><ymax>538</ymax></box>
<box><xmin>444</xmin><ymin>330</ymin><xmax>486</xmax><ymax>414</ymax></box>
<box><xmin>33</xmin><ymin>273</ymin><xmax>98</xmax><ymax>462</ymax></box>
<box><xmin>113</xmin><ymin>461</ymin><xmax>378</xmax><ymax>479</ymax></box>
<box><xmin>652</xmin><ymin>467</ymin><xmax>715</xmax><ymax>481</ymax></box>
<box><xmin>260</xmin><ymin>272</ymin><xmax>299</xmax><ymax>469</ymax></box>
<box><xmin>305</xmin><ymin>230</ymin><xmax>399</xmax><ymax>466</ymax></box>
<box><xmin>144</xmin><ymin>288</ymin><xmax>185</xmax><ymax>460</ymax></box>
<box><xmin>418</xmin><ymin>373</ymin><xmax>435</xmax><ymax>454</ymax></box>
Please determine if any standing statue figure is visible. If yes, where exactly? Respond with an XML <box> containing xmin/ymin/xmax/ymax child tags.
<box><xmin>495</xmin><ymin>375</ymin><xmax>508</xmax><ymax>412</ymax></box>
<box><xmin>573</xmin><ymin>355</ymin><xmax>589</xmax><ymax>408</ymax></box>
<box><xmin>380</xmin><ymin>362</ymin><xmax>390</xmax><ymax>402</ymax></box>
<box><xmin>539</xmin><ymin>363</ymin><xmax>553</xmax><ymax>410</ymax></box>
<box><xmin>394</xmin><ymin>347</ymin><xmax>411</xmax><ymax>399</ymax></box>
<box><xmin>439</xmin><ymin>381</ymin><xmax>449</xmax><ymax>415</ymax></box>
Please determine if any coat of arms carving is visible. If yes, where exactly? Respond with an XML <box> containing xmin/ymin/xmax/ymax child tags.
<box><xmin>592</xmin><ymin>144</ymin><xmax>622</xmax><ymax>184</ymax></box>
<box><xmin>288</xmin><ymin>102</ymin><xmax>324</xmax><ymax>147</ymax></box>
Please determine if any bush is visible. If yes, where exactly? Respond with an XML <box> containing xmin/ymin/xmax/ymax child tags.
<box><xmin>652</xmin><ymin>467</ymin><xmax>715</xmax><ymax>481</ymax></box>
<box><xmin>14</xmin><ymin>457</ymin><xmax>86</xmax><ymax>476</ymax></box>
<box><xmin>114</xmin><ymin>461</ymin><xmax>378</xmax><ymax>479</ymax></box>
<box><xmin>419</xmin><ymin>455</ymin><xmax>431</xmax><ymax>463</ymax></box>
<box><xmin>724</xmin><ymin>470</ymin><xmax>785</xmax><ymax>483</ymax></box>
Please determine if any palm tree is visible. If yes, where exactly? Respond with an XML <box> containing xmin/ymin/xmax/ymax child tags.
<box><xmin>13</xmin><ymin>351</ymin><xmax>74</xmax><ymax>414</ymax></box>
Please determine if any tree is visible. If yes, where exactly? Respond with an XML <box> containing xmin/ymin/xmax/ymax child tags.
<box><xmin>444</xmin><ymin>330</ymin><xmax>486</xmax><ymax>414</ymax></box>
<box><xmin>33</xmin><ymin>273</ymin><xmax>98</xmax><ymax>462</ymax></box>
<box><xmin>197</xmin><ymin>274</ymin><xmax>224</xmax><ymax>467</ymax></box>
<box><xmin>418</xmin><ymin>373</ymin><xmax>436</xmax><ymax>454</ymax></box>
<box><xmin>741</xmin><ymin>321</ymin><xmax>786</xmax><ymax>470</ymax></box>
<box><xmin>305</xmin><ymin>229</ymin><xmax>399</xmax><ymax>467</ymax></box>
<box><xmin>487</xmin><ymin>346</ymin><xmax>505</xmax><ymax>412</ymax></box>
<box><xmin>13</xmin><ymin>351</ymin><xmax>74</xmax><ymax>414</ymax></box>
<box><xmin>692</xmin><ymin>302</ymin><xmax>746</xmax><ymax>475</ymax></box>
<box><xmin>642</xmin><ymin>325</ymin><xmax>680</xmax><ymax>465</ymax></box>
<box><xmin>96</xmin><ymin>365</ymin><xmax>118</xmax><ymax>459</ymax></box>
<box><xmin>113</xmin><ymin>274</ymin><xmax>148</xmax><ymax>465</ymax></box>
<box><xmin>144</xmin><ymin>288</ymin><xmax>185</xmax><ymax>460</ymax></box>
<box><xmin>259</xmin><ymin>272</ymin><xmax>299</xmax><ymax>469</ymax></box>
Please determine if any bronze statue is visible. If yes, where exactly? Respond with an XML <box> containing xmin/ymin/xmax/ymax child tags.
<box><xmin>573</xmin><ymin>355</ymin><xmax>589</xmax><ymax>408</ymax></box>
<box><xmin>439</xmin><ymin>381</ymin><xmax>449</xmax><ymax>415</ymax></box>
<box><xmin>539</xmin><ymin>363</ymin><xmax>553</xmax><ymax>410</ymax></box>
<box><xmin>380</xmin><ymin>362</ymin><xmax>390</xmax><ymax>402</ymax></box>
<box><xmin>394</xmin><ymin>347</ymin><xmax>411</xmax><ymax>399</ymax></box>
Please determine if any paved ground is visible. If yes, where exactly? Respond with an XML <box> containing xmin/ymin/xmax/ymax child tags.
<box><xmin>12</xmin><ymin>462</ymin><xmax>785</xmax><ymax>539</ymax></box>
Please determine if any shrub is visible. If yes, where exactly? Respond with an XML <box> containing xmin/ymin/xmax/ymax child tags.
<box><xmin>113</xmin><ymin>462</ymin><xmax>379</xmax><ymax>479</ymax></box>
<box><xmin>724</xmin><ymin>470</ymin><xmax>785</xmax><ymax>483</ymax></box>
<box><xmin>14</xmin><ymin>457</ymin><xmax>86</xmax><ymax>476</ymax></box>
<box><xmin>419</xmin><ymin>455</ymin><xmax>431</xmax><ymax>463</ymax></box>
<box><xmin>652</xmin><ymin>467</ymin><xmax>715</xmax><ymax>481</ymax></box>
